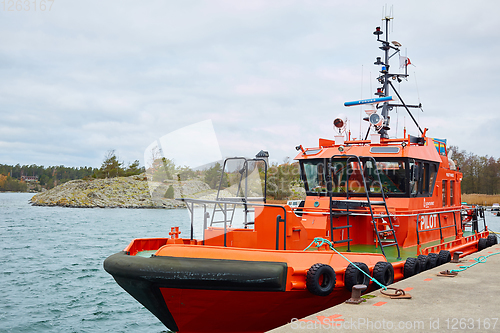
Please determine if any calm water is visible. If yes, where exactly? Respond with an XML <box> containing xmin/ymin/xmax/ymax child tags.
<box><xmin>2</xmin><ymin>193</ymin><xmax>500</xmax><ymax>333</ymax></box>
<box><xmin>0</xmin><ymin>193</ymin><xmax>193</xmax><ymax>333</ymax></box>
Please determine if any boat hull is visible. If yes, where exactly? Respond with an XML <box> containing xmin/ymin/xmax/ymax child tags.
<box><xmin>104</xmin><ymin>251</ymin><xmax>351</xmax><ymax>332</ymax></box>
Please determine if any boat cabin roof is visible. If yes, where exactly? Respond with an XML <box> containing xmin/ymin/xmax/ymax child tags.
<box><xmin>294</xmin><ymin>136</ymin><xmax>442</xmax><ymax>163</ymax></box>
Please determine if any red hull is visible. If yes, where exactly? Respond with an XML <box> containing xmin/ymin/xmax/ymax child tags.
<box><xmin>160</xmin><ymin>288</ymin><xmax>351</xmax><ymax>333</ymax></box>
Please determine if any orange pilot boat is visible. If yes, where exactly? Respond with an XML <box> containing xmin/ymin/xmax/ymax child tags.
<box><xmin>104</xmin><ymin>16</ymin><xmax>497</xmax><ymax>333</ymax></box>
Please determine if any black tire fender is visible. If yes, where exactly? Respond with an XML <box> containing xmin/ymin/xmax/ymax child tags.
<box><xmin>487</xmin><ymin>234</ymin><xmax>498</xmax><ymax>247</ymax></box>
<box><xmin>372</xmin><ymin>261</ymin><xmax>394</xmax><ymax>287</ymax></box>
<box><xmin>427</xmin><ymin>253</ymin><xmax>439</xmax><ymax>268</ymax></box>
<box><xmin>403</xmin><ymin>257</ymin><xmax>421</xmax><ymax>278</ymax></box>
<box><xmin>437</xmin><ymin>250</ymin><xmax>451</xmax><ymax>265</ymax></box>
<box><xmin>344</xmin><ymin>262</ymin><xmax>370</xmax><ymax>292</ymax></box>
<box><xmin>478</xmin><ymin>238</ymin><xmax>488</xmax><ymax>251</ymax></box>
<box><xmin>417</xmin><ymin>254</ymin><xmax>431</xmax><ymax>271</ymax></box>
<box><xmin>306</xmin><ymin>263</ymin><xmax>336</xmax><ymax>296</ymax></box>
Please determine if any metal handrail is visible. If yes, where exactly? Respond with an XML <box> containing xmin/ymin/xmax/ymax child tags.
<box><xmin>415</xmin><ymin>209</ymin><xmax>461</xmax><ymax>245</ymax></box>
<box><xmin>178</xmin><ymin>197</ymin><xmax>287</xmax><ymax>249</ymax></box>
<box><xmin>289</xmin><ymin>206</ymin><xmax>467</xmax><ymax>217</ymax></box>
<box><xmin>211</xmin><ymin>157</ymin><xmax>268</xmax><ymax>227</ymax></box>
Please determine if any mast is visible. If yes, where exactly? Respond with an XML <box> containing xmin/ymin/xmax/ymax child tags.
<box><xmin>344</xmin><ymin>16</ymin><xmax>423</xmax><ymax>137</ymax></box>
<box><xmin>372</xmin><ymin>16</ymin><xmax>423</xmax><ymax>138</ymax></box>
<box><xmin>373</xmin><ymin>16</ymin><xmax>394</xmax><ymax>138</ymax></box>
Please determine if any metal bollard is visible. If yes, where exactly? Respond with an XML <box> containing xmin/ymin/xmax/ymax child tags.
<box><xmin>451</xmin><ymin>251</ymin><xmax>463</xmax><ymax>263</ymax></box>
<box><xmin>345</xmin><ymin>284</ymin><xmax>367</xmax><ymax>304</ymax></box>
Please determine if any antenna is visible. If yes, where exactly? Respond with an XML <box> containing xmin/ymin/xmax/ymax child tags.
<box><xmin>395</xmin><ymin>106</ymin><xmax>399</xmax><ymax>138</ymax></box>
<box><xmin>360</xmin><ymin>65</ymin><xmax>363</xmax><ymax>140</ymax></box>
<box><xmin>390</xmin><ymin>6</ymin><xmax>394</xmax><ymax>33</ymax></box>
<box><xmin>414</xmin><ymin>71</ymin><xmax>422</xmax><ymax>109</ymax></box>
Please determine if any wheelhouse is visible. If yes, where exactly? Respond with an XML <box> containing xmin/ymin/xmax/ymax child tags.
<box><xmin>300</xmin><ymin>157</ymin><xmax>439</xmax><ymax>198</ymax></box>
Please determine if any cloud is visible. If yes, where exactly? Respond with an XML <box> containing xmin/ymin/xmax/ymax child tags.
<box><xmin>1</xmin><ymin>0</ymin><xmax>500</xmax><ymax>168</ymax></box>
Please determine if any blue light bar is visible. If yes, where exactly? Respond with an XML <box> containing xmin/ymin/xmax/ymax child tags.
<box><xmin>344</xmin><ymin>96</ymin><xmax>393</xmax><ymax>107</ymax></box>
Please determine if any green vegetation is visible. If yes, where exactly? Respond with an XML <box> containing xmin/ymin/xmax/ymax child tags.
<box><xmin>0</xmin><ymin>174</ymin><xmax>28</xmax><ymax>192</ymax></box>
<box><xmin>0</xmin><ymin>149</ymin><xmax>144</xmax><ymax>192</ymax></box>
<box><xmin>164</xmin><ymin>185</ymin><xmax>175</xmax><ymax>199</ymax></box>
<box><xmin>204</xmin><ymin>162</ymin><xmax>227</xmax><ymax>189</ymax></box>
<box><xmin>267</xmin><ymin>159</ymin><xmax>301</xmax><ymax>200</ymax></box>
<box><xmin>92</xmin><ymin>150</ymin><xmax>144</xmax><ymax>179</ymax></box>
<box><xmin>0</xmin><ymin>163</ymin><xmax>97</xmax><ymax>191</ymax></box>
<box><xmin>449</xmin><ymin>146</ymin><xmax>500</xmax><ymax>194</ymax></box>
<box><xmin>147</xmin><ymin>156</ymin><xmax>200</xmax><ymax>183</ymax></box>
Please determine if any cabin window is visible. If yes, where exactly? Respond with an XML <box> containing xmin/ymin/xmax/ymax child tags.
<box><xmin>410</xmin><ymin>160</ymin><xmax>420</xmax><ymax>195</ymax></box>
<box><xmin>329</xmin><ymin>158</ymin><xmax>407</xmax><ymax>196</ymax></box>
<box><xmin>420</xmin><ymin>163</ymin><xmax>429</xmax><ymax>194</ymax></box>
<box><xmin>450</xmin><ymin>180</ymin><xmax>454</xmax><ymax>206</ymax></box>
<box><xmin>428</xmin><ymin>163</ymin><xmax>438</xmax><ymax>196</ymax></box>
<box><xmin>302</xmin><ymin>159</ymin><xmax>327</xmax><ymax>193</ymax></box>
<box><xmin>346</xmin><ymin>161</ymin><xmax>367</xmax><ymax>194</ymax></box>
<box><xmin>329</xmin><ymin>159</ymin><xmax>356</xmax><ymax>193</ymax></box>
<box><xmin>410</xmin><ymin>160</ymin><xmax>438</xmax><ymax>197</ymax></box>
<box><xmin>331</xmin><ymin>160</ymin><xmax>374</xmax><ymax>194</ymax></box>
<box><xmin>364</xmin><ymin>160</ymin><xmax>406</xmax><ymax>194</ymax></box>
<box><xmin>302</xmin><ymin>157</ymin><xmax>436</xmax><ymax>198</ymax></box>
<box><xmin>442</xmin><ymin>180</ymin><xmax>447</xmax><ymax>207</ymax></box>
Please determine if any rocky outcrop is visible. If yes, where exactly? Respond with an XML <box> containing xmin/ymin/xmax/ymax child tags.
<box><xmin>30</xmin><ymin>175</ymin><xmax>215</xmax><ymax>209</ymax></box>
<box><xmin>30</xmin><ymin>174</ymin><xmax>305</xmax><ymax>208</ymax></box>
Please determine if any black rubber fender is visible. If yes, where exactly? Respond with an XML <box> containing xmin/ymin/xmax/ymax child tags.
<box><xmin>487</xmin><ymin>234</ymin><xmax>498</xmax><ymax>247</ymax></box>
<box><xmin>306</xmin><ymin>263</ymin><xmax>336</xmax><ymax>296</ymax></box>
<box><xmin>478</xmin><ymin>238</ymin><xmax>488</xmax><ymax>251</ymax></box>
<box><xmin>372</xmin><ymin>261</ymin><xmax>394</xmax><ymax>287</ymax></box>
<box><xmin>437</xmin><ymin>250</ymin><xmax>451</xmax><ymax>265</ymax></box>
<box><xmin>403</xmin><ymin>257</ymin><xmax>421</xmax><ymax>278</ymax></box>
<box><xmin>344</xmin><ymin>262</ymin><xmax>370</xmax><ymax>292</ymax></box>
<box><xmin>427</xmin><ymin>253</ymin><xmax>439</xmax><ymax>268</ymax></box>
<box><xmin>417</xmin><ymin>254</ymin><xmax>431</xmax><ymax>271</ymax></box>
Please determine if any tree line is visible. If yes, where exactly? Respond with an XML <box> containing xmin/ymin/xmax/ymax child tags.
<box><xmin>0</xmin><ymin>150</ymin><xmax>144</xmax><ymax>191</ymax></box>
<box><xmin>449</xmin><ymin>146</ymin><xmax>500</xmax><ymax>195</ymax></box>
<box><xmin>3</xmin><ymin>146</ymin><xmax>499</xmax><ymax>196</ymax></box>
<box><xmin>0</xmin><ymin>164</ymin><xmax>97</xmax><ymax>191</ymax></box>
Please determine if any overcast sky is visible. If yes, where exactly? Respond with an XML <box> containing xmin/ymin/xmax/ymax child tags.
<box><xmin>2</xmin><ymin>0</ymin><xmax>500</xmax><ymax>169</ymax></box>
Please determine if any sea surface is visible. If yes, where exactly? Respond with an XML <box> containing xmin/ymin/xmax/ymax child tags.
<box><xmin>1</xmin><ymin>193</ymin><xmax>194</xmax><ymax>333</ymax></box>
<box><xmin>2</xmin><ymin>193</ymin><xmax>500</xmax><ymax>333</ymax></box>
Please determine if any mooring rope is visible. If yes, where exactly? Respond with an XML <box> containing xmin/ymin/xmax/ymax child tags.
<box><xmin>304</xmin><ymin>237</ymin><xmax>388</xmax><ymax>290</ymax></box>
<box><xmin>449</xmin><ymin>251</ymin><xmax>500</xmax><ymax>273</ymax></box>
<box><xmin>449</xmin><ymin>231</ymin><xmax>500</xmax><ymax>273</ymax></box>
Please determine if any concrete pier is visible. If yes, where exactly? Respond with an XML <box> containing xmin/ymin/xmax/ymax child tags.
<box><xmin>269</xmin><ymin>246</ymin><xmax>500</xmax><ymax>332</ymax></box>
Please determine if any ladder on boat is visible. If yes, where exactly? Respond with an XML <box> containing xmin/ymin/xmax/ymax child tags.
<box><xmin>328</xmin><ymin>155</ymin><xmax>401</xmax><ymax>260</ymax></box>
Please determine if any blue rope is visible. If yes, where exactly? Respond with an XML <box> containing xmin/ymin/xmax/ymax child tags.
<box><xmin>304</xmin><ymin>237</ymin><xmax>388</xmax><ymax>290</ymax></box>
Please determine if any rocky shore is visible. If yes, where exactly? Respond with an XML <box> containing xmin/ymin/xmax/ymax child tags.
<box><xmin>30</xmin><ymin>175</ymin><xmax>216</xmax><ymax>209</ymax></box>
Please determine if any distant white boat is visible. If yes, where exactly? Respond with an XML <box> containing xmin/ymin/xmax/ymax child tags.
<box><xmin>492</xmin><ymin>203</ymin><xmax>499</xmax><ymax>215</ymax></box>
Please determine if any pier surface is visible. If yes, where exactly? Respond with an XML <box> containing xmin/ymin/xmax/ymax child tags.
<box><xmin>269</xmin><ymin>246</ymin><xmax>500</xmax><ymax>333</ymax></box>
